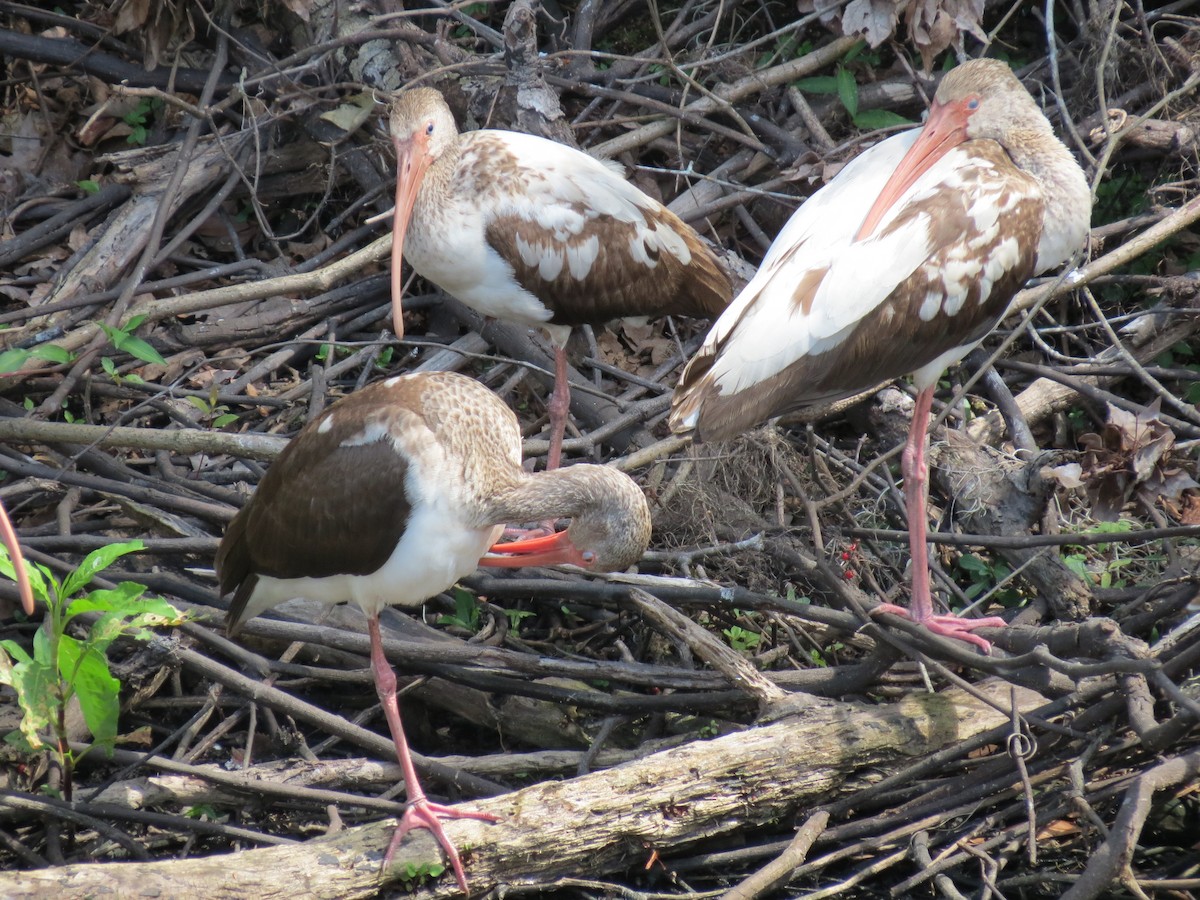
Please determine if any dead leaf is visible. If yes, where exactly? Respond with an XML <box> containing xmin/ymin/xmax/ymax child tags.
<box><xmin>1078</xmin><ymin>401</ymin><xmax>1199</xmax><ymax>522</ymax></box>
<box><xmin>1043</xmin><ymin>462</ymin><xmax>1084</xmax><ymax>489</ymax></box>
<box><xmin>798</xmin><ymin>0</ymin><xmax>986</xmax><ymax>68</ymax></box>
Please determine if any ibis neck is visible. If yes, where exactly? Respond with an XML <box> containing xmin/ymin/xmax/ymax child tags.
<box><xmin>483</xmin><ymin>466</ymin><xmax>623</xmax><ymax>527</ymax></box>
<box><xmin>1002</xmin><ymin>124</ymin><xmax>1091</xmax><ymax>271</ymax></box>
<box><xmin>414</xmin><ymin>136</ymin><xmax>464</xmax><ymax>219</ymax></box>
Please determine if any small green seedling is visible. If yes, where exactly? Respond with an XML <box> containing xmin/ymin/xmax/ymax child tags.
<box><xmin>437</xmin><ymin>586</ymin><xmax>481</xmax><ymax>632</ymax></box>
<box><xmin>0</xmin><ymin>540</ymin><xmax>186</xmax><ymax>797</ymax></box>
<box><xmin>100</xmin><ymin>315</ymin><xmax>167</xmax><ymax>367</ymax></box>
<box><xmin>399</xmin><ymin>861</ymin><xmax>447</xmax><ymax>889</ymax></box>
<box><xmin>723</xmin><ymin>624</ymin><xmax>762</xmax><ymax>653</ymax></box>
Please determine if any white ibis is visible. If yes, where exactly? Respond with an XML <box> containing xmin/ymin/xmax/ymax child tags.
<box><xmin>388</xmin><ymin>87</ymin><xmax>731</xmax><ymax>470</ymax></box>
<box><xmin>670</xmin><ymin>59</ymin><xmax>1091</xmax><ymax>652</ymax></box>
<box><xmin>216</xmin><ymin>370</ymin><xmax>651</xmax><ymax>891</ymax></box>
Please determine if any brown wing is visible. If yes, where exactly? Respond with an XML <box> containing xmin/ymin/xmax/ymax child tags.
<box><xmin>674</xmin><ymin>142</ymin><xmax>1044</xmax><ymax>443</ymax></box>
<box><xmin>461</xmin><ymin>131</ymin><xmax>731</xmax><ymax>327</ymax></box>
<box><xmin>487</xmin><ymin>204</ymin><xmax>730</xmax><ymax>327</ymax></box>
<box><xmin>217</xmin><ymin>392</ymin><xmax>414</xmax><ymax>623</ymax></box>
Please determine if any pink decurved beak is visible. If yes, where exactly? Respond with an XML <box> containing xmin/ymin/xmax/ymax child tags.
<box><xmin>855</xmin><ymin>97</ymin><xmax>971</xmax><ymax>242</ymax></box>
<box><xmin>390</xmin><ymin>130</ymin><xmax>433</xmax><ymax>340</ymax></box>
<box><xmin>479</xmin><ymin>529</ymin><xmax>591</xmax><ymax>568</ymax></box>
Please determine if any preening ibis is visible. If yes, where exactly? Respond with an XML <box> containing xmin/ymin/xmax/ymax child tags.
<box><xmin>670</xmin><ymin>59</ymin><xmax>1091</xmax><ymax>651</ymax></box>
<box><xmin>217</xmin><ymin>370</ymin><xmax>652</xmax><ymax>891</ymax></box>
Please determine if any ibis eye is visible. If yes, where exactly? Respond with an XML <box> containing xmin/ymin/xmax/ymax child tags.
<box><xmin>966</xmin><ymin>97</ymin><xmax>980</xmax><ymax>111</ymax></box>
<box><xmin>581</xmin><ymin>550</ymin><xmax>597</xmax><ymax>565</ymax></box>
<box><xmin>425</xmin><ymin>121</ymin><xmax>435</xmax><ymax>136</ymax></box>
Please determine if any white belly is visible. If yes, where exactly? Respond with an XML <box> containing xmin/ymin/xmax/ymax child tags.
<box><xmin>238</xmin><ymin>505</ymin><xmax>504</xmax><ymax>622</ymax></box>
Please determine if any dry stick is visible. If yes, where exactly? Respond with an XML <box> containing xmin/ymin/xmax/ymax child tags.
<box><xmin>589</xmin><ymin>36</ymin><xmax>860</xmax><ymax>158</ymax></box>
<box><xmin>0</xmin><ymin>417</ymin><xmax>286</xmax><ymax>462</ymax></box>
<box><xmin>0</xmin><ymin>680</ymin><xmax>1044</xmax><ymax>900</ymax></box>
<box><xmin>969</xmin><ymin>193</ymin><xmax>1200</xmax><ymax>445</ymax></box>
<box><xmin>1059</xmin><ymin>747</ymin><xmax>1200</xmax><ymax>900</ymax></box>
<box><xmin>721</xmin><ymin>810</ymin><xmax>831</xmax><ymax>900</ymax></box>
<box><xmin>625</xmin><ymin>587</ymin><xmax>787</xmax><ymax>708</ymax></box>
<box><xmin>3</xmin><ymin>234</ymin><xmax>391</xmax><ymax>365</ymax></box>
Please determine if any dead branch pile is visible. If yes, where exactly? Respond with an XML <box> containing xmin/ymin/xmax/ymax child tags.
<box><xmin>1</xmin><ymin>2</ymin><xmax>1199</xmax><ymax>898</ymax></box>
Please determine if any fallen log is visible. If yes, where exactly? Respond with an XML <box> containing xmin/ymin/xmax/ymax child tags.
<box><xmin>0</xmin><ymin>679</ymin><xmax>1044</xmax><ymax>899</ymax></box>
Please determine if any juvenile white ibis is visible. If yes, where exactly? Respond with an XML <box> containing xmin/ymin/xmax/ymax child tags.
<box><xmin>388</xmin><ymin>87</ymin><xmax>732</xmax><ymax>469</ymax></box>
<box><xmin>217</xmin><ymin>370</ymin><xmax>651</xmax><ymax>891</ymax></box>
<box><xmin>670</xmin><ymin>59</ymin><xmax>1091</xmax><ymax>651</ymax></box>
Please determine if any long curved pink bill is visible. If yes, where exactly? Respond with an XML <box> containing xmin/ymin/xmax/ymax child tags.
<box><xmin>479</xmin><ymin>530</ymin><xmax>581</xmax><ymax>568</ymax></box>
<box><xmin>855</xmin><ymin>99</ymin><xmax>969</xmax><ymax>242</ymax></box>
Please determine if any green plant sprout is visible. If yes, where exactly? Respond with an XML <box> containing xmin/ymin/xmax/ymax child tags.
<box><xmin>0</xmin><ymin>342</ymin><xmax>75</xmax><ymax>375</ymax></box>
<box><xmin>123</xmin><ymin>97</ymin><xmax>163</xmax><ymax>145</ymax></box>
<box><xmin>100</xmin><ymin>314</ymin><xmax>167</xmax><ymax>367</ymax></box>
<box><xmin>723</xmin><ymin>624</ymin><xmax>762</xmax><ymax>653</ymax></box>
<box><xmin>437</xmin><ymin>586</ymin><xmax>481</xmax><ymax>632</ymax></box>
<box><xmin>0</xmin><ymin>540</ymin><xmax>186</xmax><ymax>798</ymax></box>
<box><xmin>793</xmin><ymin>55</ymin><xmax>914</xmax><ymax>132</ymax></box>
<box><xmin>185</xmin><ymin>390</ymin><xmax>239</xmax><ymax>429</ymax></box>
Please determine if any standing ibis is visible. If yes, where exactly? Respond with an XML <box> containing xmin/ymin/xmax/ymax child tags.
<box><xmin>670</xmin><ymin>59</ymin><xmax>1091</xmax><ymax>651</ymax></box>
<box><xmin>388</xmin><ymin>87</ymin><xmax>732</xmax><ymax>469</ymax></box>
<box><xmin>217</xmin><ymin>370</ymin><xmax>652</xmax><ymax>891</ymax></box>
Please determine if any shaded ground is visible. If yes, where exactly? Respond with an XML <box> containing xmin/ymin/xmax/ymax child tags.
<box><xmin>1</xmin><ymin>1</ymin><xmax>1199</xmax><ymax>897</ymax></box>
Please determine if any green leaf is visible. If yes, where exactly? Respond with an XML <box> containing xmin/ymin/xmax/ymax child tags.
<box><xmin>116</xmin><ymin>335</ymin><xmax>166</xmax><ymax>366</ymax></box>
<box><xmin>1062</xmin><ymin>554</ymin><xmax>1089</xmax><ymax>578</ymax></box>
<box><xmin>185</xmin><ymin>395</ymin><xmax>212</xmax><ymax>413</ymax></box>
<box><xmin>77</xmin><ymin>179</ymin><xmax>101</xmax><ymax>194</ymax></box>
<box><xmin>61</xmin><ymin>540</ymin><xmax>145</xmax><ymax>600</ymax></box>
<box><xmin>64</xmin><ymin>583</ymin><xmax>148</xmax><ymax>621</ymax></box>
<box><xmin>792</xmin><ymin>76</ymin><xmax>839</xmax><ymax>94</ymax></box>
<box><xmin>0</xmin><ymin>348</ymin><xmax>31</xmax><ymax>373</ymax></box>
<box><xmin>126</xmin><ymin>315</ymin><xmax>148</xmax><ymax>330</ymax></box>
<box><xmin>58</xmin><ymin>635</ymin><xmax>120</xmax><ymax>751</ymax></box>
<box><xmin>0</xmin><ymin>545</ymin><xmax>51</xmax><ymax>606</ymax></box>
<box><xmin>837</xmin><ymin>67</ymin><xmax>858</xmax><ymax>118</ymax></box>
<box><xmin>843</xmin><ymin>40</ymin><xmax>867</xmax><ymax>63</ymax></box>
<box><xmin>853</xmin><ymin>109</ymin><xmax>915</xmax><ymax>130</ymax></box>
<box><xmin>31</xmin><ymin>344</ymin><xmax>74</xmax><ymax>364</ymax></box>
<box><xmin>1</xmin><ymin>639</ymin><xmax>32</xmax><ymax>668</ymax></box>
<box><xmin>957</xmin><ymin>553</ymin><xmax>990</xmax><ymax>575</ymax></box>
<box><xmin>101</xmin><ymin>357</ymin><xmax>118</xmax><ymax>377</ymax></box>
<box><xmin>100</xmin><ymin>324</ymin><xmax>124</xmax><ymax>347</ymax></box>
<box><xmin>8</xmin><ymin>641</ymin><xmax>56</xmax><ymax>750</ymax></box>
<box><xmin>212</xmin><ymin>413</ymin><xmax>239</xmax><ymax>428</ymax></box>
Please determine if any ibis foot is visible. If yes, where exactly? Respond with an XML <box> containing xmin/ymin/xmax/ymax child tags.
<box><xmin>382</xmin><ymin>798</ymin><xmax>501</xmax><ymax>893</ymax></box>
<box><xmin>873</xmin><ymin>603</ymin><xmax>1007</xmax><ymax>653</ymax></box>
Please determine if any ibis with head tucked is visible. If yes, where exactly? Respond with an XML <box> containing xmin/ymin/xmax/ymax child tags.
<box><xmin>217</xmin><ymin>370</ymin><xmax>652</xmax><ymax>891</ymax></box>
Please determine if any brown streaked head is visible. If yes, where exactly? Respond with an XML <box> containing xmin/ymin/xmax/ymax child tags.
<box><xmin>480</xmin><ymin>466</ymin><xmax>651</xmax><ymax>573</ymax></box>
<box><xmin>856</xmin><ymin>59</ymin><xmax>1040</xmax><ymax>242</ymax></box>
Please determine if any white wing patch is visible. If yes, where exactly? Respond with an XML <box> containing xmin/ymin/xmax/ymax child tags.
<box><xmin>696</xmin><ymin>134</ymin><xmax>1022</xmax><ymax>397</ymax></box>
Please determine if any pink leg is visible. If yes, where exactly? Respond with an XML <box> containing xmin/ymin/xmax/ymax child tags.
<box><xmin>0</xmin><ymin>498</ymin><xmax>34</xmax><ymax>616</ymax></box>
<box><xmin>874</xmin><ymin>386</ymin><xmax>1006</xmax><ymax>652</ymax></box>
<box><xmin>367</xmin><ymin>616</ymin><xmax>498</xmax><ymax>892</ymax></box>
<box><xmin>545</xmin><ymin>347</ymin><xmax>571</xmax><ymax>472</ymax></box>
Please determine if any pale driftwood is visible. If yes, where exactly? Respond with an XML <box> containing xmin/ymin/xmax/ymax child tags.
<box><xmin>0</xmin><ymin>679</ymin><xmax>1044</xmax><ymax>899</ymax></box>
